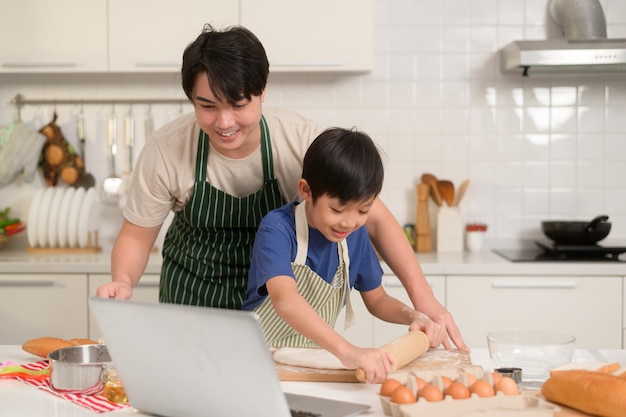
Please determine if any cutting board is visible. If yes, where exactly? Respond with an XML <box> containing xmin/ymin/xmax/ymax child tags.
<box><xmin>276</xmin><ymin>349</ymin><xmax>473</xmax><ymax>382</ymax></box>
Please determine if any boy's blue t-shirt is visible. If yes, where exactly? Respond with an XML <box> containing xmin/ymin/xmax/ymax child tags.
<box><xmin>242</xmin><ymin>201</ymin><xmax>383</xmax><ymax>311</ymax></box>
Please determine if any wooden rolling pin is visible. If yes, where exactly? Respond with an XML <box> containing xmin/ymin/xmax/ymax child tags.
<box><xmin>355</xmin><ymin>330</ymin><xmax>429</xmax><ymax>382</ymax></box>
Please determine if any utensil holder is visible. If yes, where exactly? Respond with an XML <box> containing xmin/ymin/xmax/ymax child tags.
<box><xmin>436</xmin><ymin>207</ymin><xmax>463</xmax><ymax>252</ymax></box>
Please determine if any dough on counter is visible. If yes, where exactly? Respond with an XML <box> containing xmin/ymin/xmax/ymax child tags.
<box><xmin>272</xmin><ymin>347</ymin><xmax>352</xmax><ymax>370</ymax></box>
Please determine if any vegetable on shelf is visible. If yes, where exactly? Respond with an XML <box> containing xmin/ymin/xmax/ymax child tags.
<box><xmin>0</xmin><ymin>207</ymin><xmax>25</xmax><ymax>237</ymax></box>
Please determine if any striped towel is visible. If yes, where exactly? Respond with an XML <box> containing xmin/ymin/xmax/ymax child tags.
<box><xmin>17</xmin><ymin>361</ymin><xmax>131</xmax><ymax>413</ymax></box>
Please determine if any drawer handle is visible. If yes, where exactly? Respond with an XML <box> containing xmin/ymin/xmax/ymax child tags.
<box><xmin>384</xmin><ymin>280</ymin><xmax>436</xmax><ymax>288</ymax></box>
<box><xmin>491</xmin><ymin>279</ymin><xmax>576</xmax><ymax>289</ymax></box>
<box><xmin>2</xmin><ymin>62</ymin><xmax>77</xmax><ymax>69</ymax></box>
<box><xmin>0</xmin><ymin>280</ymin><xmax>55</xmax><ymax>287</ymax></box>
<box><xmin>136</xmin><ymin>281</ymin><xmax>159</xmax><ymax>288</ymax></box>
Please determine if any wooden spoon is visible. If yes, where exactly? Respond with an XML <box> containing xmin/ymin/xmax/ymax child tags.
<box><xmin>420</xmin><ymin>173</ymin><xmax>442</xmax><ymax>206</ymax></box>
<box><xmin>454</xmin><ymin>179</ymin><xmax>470</xmax><ymax>207</ymax></box>
<box><xmin>437</xmin><ymin>180</ymin><xmax>454</xmax><ymax>207</ymax></box>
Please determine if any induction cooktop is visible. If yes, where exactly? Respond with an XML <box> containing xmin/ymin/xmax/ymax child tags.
<box><xmin>494</xmin><ymin>241</ymin><xmax>626</xmax><ymax>262</ymax></box>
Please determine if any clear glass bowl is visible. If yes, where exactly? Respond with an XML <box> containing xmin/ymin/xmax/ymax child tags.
<box><xmin>487</xmin><ymin>330</ymin><xmax>576</xmax><ymax>381</ymax></box>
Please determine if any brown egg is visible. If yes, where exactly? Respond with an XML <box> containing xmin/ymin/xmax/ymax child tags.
<box><xmin>418</xmin><ymin>383</ymin><xmax>444</xmax><ymax>402</ymax></box>
<box><xmin>470</xmin><ymin>380</ymin><xmax>495</xmax><ymax>398</ymax></box>
<box><xmin>444</xmin><ymin>381</ymin><xmax>471</xmax><ymax>399</ymax></box>
<box><xmin>466</xmin><ymin>373</ymin><xmax>477</xmax><ymax>386</ymax></box>
<box><xmin>390</xmin><ymin>385</ymin><xmax>417</xmax><ymax>404</ymax></box>
<box><xmin>492</xmin><ymin>371</ymin><xmax>502</xmax><ymax>384</ymax></box>
<box><xmin>414</xmin><ymin>376</ymin><xmax>427</xmax><ymax>390</ymax></box>
<box><xmin>441</xmin><ymin>375</ymin><xmax>452</xmax><ymax>389</ymax></box>
<box><xmin>379</xmin><ymin>378</ymin><xmax>402</xmax><ymax>397</ymax></box>
<box><xmin>494</xmin><ymin>376</ymin><xmax>520</xmax><ymax>396</ymax></box>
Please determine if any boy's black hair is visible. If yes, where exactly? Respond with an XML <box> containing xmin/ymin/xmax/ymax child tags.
<box><xmin>181</xmin><ymin>24</ymin><xmax>269</xmax><ymax>105</ymax></box>
<box><xmin>302</xmin><ymin>128</ymin><xmax>384</xmax><ymax>203</ymax></box>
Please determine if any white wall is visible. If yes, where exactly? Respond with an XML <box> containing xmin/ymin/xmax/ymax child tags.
<box><xmin>1</xmin><ymin>0</ymin><xmax>625</xmax><ymax>251</ymax></box>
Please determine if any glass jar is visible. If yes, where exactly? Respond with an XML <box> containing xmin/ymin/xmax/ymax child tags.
<box><xmin>102</xmin><ymin>364</ymin><xmax>128</xmax><ymax>404</ymax></box>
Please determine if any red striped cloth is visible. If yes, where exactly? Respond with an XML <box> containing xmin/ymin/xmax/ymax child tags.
<box><xmin>17</xmin><ymin>361</ymin><xmax>131</xmax><ymax>413</ymax></box>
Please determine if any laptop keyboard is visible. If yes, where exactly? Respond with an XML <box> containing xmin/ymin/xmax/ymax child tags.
<box><xmin>290</xmin><ymin>409</ymin><xmax>321</xmax><ymax>417</ymax></box>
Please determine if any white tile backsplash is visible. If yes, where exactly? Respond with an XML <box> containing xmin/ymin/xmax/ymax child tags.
<box><xmin>1</xmin><ymin>0</ymin><xmax>626</xmax><ymax>250</ymax></box>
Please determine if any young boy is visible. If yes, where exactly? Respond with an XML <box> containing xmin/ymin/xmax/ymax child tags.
<box><xmin>243</xmin><ymin>127</ymin><xmax>445</xmax><ymax>384</ymax></box>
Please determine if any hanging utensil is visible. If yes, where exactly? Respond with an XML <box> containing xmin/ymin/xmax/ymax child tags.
<box><xmin>125</xmin><ymin>107</ymin><xmax>135</xmax><ymax>172</ymax></box>
<box><xmin>144</xmin><ymin>104</ymin><xmax>153</xmax><ymax>140</ymax></box>
<box><xmin>74</xmin><ymin>107</ymin><xmax>96</xmax><ymax>189</ymax></box>
<box><xmin>101</xmin><ymin>109</ymin><xmax>122</xmax><ymax>205</ymax></box>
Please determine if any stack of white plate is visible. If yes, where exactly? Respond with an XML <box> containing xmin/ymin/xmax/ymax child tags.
<box><xmin>27</xmin><ymin>187</ymin><xmax>100</xmax><ymax>249</ymax></box>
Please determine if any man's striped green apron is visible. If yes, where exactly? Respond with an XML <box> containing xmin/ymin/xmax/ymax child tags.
<box><xmin>160</xmin><ymin>117</ymin><xmax>284</xmax><ymax>309</ymax></box>
<box><xmin>253</xmin><ymin>201</ymin><xmax>355</xmax><ymax>347</ymax></box>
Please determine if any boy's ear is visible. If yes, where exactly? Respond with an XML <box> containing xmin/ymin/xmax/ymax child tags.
<box><xmin>297</xmin><ymin>179</ymin><xmax>311</xmax><ymax>200</ymax></box>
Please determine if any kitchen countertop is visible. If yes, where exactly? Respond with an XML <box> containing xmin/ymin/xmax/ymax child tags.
<box><xmin>0</xmin><ymin>245</ymin><xmax>624</xmax><ymax>276</ymax></box>
<box><xmin>1</xmin><ymin>345</ymin><xmax>625</xmax><ymax>417</ymax></box>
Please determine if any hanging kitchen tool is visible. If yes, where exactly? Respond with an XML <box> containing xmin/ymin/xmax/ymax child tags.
<box><xmin>74</xmin><ymin>107</ymin><xmax>96</xmax><ymax>189</ymax></box>
<box><xmin>437</xmin><ymin>179</ymin><xmax>455</xmax><ymax>207</ymax></box>
<box><xmin>118</xmin><ymin>108</ymin><xmax>135</xmax><ymax>209</ymax></box>
<box><xmin>101</xmin><ymin>108</ymin><xmax>122</xmax><ymax>205</ymax></box>
<box><xmin>144</xmin><ymin>104</ymin><xmax>153</xmax><ymax>140</ymax></box>
<box><xmin>453</xmin><ymin>179</ymin><xmax>470</xmax><ymax>207</ymax></box>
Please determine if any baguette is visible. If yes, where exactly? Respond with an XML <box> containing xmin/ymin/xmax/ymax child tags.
<box><xmin>22</xmin><ymin>337</ymin><xmax>99</xmax><ymax>358</ymax></box>
<box><xmin>541</xmin><ymin>369</ymin><xmax>626</xmax><ymax>417</ymax></box>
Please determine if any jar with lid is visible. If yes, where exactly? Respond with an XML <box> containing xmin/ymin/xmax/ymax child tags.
<box><xmin>102</xmin><ymin>364</ymin><xmax>128</xmax><ymax>404</ymax></box>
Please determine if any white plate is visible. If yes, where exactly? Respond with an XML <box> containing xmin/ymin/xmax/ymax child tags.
<box><xmin>77</xmin><ymin>188</ymin><xmax>98</xmax><ymax>248</ymax></box>
<box><xmin>36</xmin><ymin>187</ymin><xmax>55</xmax><ymax>248</ymax></box>
<box><xmin>67</xmin><ymin>187</ymin><xmax>86</xmax><ymax>248</ymax></box>
<box><xmin>57</xmin><ymin>187</ymin><xmax>76</xmax><ymax>248</ymax></box>
<box><xmin>27</xmin><ymin>188</ymin><xmax>45</xmax><ymax>248</ymax></box>
<box><xmin>47</xmin><ymin>187</ymin><xmax>65</xmax><ymax>248</ymax></box>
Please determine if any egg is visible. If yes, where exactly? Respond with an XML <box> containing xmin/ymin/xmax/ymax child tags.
<box><xmin>470</xmin><ymin>380</ymin><xmax>495</xmax><ymax>398</ymax></box>
<box><xmin>414</xmin><ymin>376</ymin><xmax>427</xmax><ymax>390</ymax></box>
<box><xmin>440</xmin><ymin>375</ymin><xmax>453</xmax><ymax>389</ymax></box>
<box><xmin>390</xmin><ymin>385</ymin><xmax>417</xmax><ymax>404</ymax></box>
<box><xmin>444</xmin><ymin>381</ymin><xmax>471</xmax><ymax>400</ymax></box>
<box><xmin>418</xmin><ymin>383</ymin><xmax>444</xmax><ymax>402</ymax></box>
<box><xmin>465</xmin><ymin>373</ymin><xmax>477</xmax><ymax>386</ymax></box>
<box><xmin>379</xmin><ymin>378</ymin><xmax>403</xmax><ymax>397</ymax></box>
<box><xmin>494</xmin><ymin>376</ymin><xmax>520</xmax><ymax>396</ymax></box>
<box><xmin>492</xmin><ymin>371</ymin><xmax>502</xmax><ymax>384</ymax></box>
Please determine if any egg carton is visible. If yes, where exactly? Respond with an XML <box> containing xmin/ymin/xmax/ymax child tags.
<box><xmin>379</xmin><ymin>368</ymin><xmax>560</xmax><ymax>417</ymax></box>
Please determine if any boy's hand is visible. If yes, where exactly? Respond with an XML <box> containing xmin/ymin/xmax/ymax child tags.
<box><xmin>407</xmin><ymin>310</ymin><xmax>446</xmax><ymax>348</ymax></box>
<box><xmin>338</xmin><ymin>347</ymin><xmax>394</xmax><ymax>384</ymax></box>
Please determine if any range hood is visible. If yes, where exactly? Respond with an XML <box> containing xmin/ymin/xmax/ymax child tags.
<box><xmin>500</xmin><ymin>0</ymin><xmax>626</xmax><ymax>76</ymax></box>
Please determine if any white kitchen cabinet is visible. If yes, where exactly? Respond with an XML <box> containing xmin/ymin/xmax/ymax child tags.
<box><xmin>446</xmin><ymin>275</ymin><xmax>622</xmax><ymax>349</ymax></box>
<box><xmin>88</xmin><ymin>274</ymin><xmax>160</xmax><ymax>340</ymax></box>
<box><xmin>108</xmin><ymin>0</ymin><xmax>238</xmax><ymax>72</ymax></box>
<box><xmin>373</xmin><ymin>275</ymin><xmax>446</xmax><ymax>347</ymax></box>
<box><xmin>0</xmin><ymin>274</ymin><xmax>88</xmax><ymax>344</ymax></box>
<box><xmin>334</xmin><ymin>274</ymin><xmax>446</xmax><ymax>348</ymax></box>
<box><xmin>241</xmin><ymin>0</ymin><xmax>373</xmax><ymax>72</ymax></box>
<box><xmin>0</xmin><ymin>0</ymin><xmax>108</xmax><ymax>73</ymax></box>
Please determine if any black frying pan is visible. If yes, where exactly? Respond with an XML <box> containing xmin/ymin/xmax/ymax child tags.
<box><xmin>541</xmin><ymin>215</ymin><xmax>611</xmax><ymax>245</ymax></box>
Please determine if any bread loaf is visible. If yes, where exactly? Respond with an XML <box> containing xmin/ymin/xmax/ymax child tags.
<box><xmin>22</xmin><ymin>337</ymin><xmax>99</xmax><ymax>358</ymax></box>
<box><xmin>541</xmin><ymin>369</ymin><xmax>626</xmax><ymax>417</ymax></box>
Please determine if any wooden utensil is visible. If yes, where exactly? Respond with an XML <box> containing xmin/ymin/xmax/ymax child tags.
<box><xmin>437</xmin><ymin>180</ymin><xmax>455</xmax><ymax>207</ymax></box>
<box><xmin>415</xmin><ymin>183</ymin><xmax>432</xmax><ymax>252</ymax></box>
<box><xmin>420</xmin><ymin>173</ymin><xmax>442</xmax><ymax>206</ymax></box>
<box><xmin>355</xmin><ymin>330</ymin><xmax>429</xmax><ymax>382</ymax></box>
<box><xmin>454</xmin><ymin>179</ymin><xmax>470</xmax><ymax>207</ymax></box>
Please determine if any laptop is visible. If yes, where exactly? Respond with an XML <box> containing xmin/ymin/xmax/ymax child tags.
<box><xmin>88</xmin><ymin>297</ymin><xmax>370</xmax><ymax>417</ymax></box>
